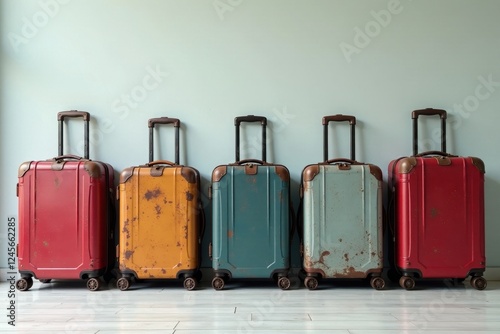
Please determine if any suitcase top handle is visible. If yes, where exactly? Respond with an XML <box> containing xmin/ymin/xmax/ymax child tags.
<box><xmin>57</xmin><ymin>111</ymin><xmax>90</xmax><ymax>159</ymax></box>
<box><xmin>234</xmin><ymin>115</ymin><xmax>267</xmax><ymax>162</ymax></box>
<box><xmin>412</xmin><ymin>108</ymin><xmax>447</xmax><ymax>156</ymax></box>
<box><xmin>148</xmin><ymin>117</ymin><xmax>180</xmax><ymax>165</ymax></box>
<box><xmin>322</xmin><ymin>114</ymin><xmax>356</xmax><ymax>162</ymax></box>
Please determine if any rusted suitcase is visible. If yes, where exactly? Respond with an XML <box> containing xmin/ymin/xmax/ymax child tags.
<box><xmin>300</xmin><ymin>115</ymin><xmax>384</xmax><ymax>290</ymax></box>
<box><xmin>388</xmin><ymin>108</ymin><xmax>486</xmax><ymax>290</ymax></box>
<box><xmin>16</xmin><ymin>111</ymin><xmax>115</xmax><ymax>291</ymax></box>
<box><xmin>116</xmin><ymin>117</ymin><xmax>204</xmax><ymax>291</ymax></box>
<box><xmin>210</xmin><ymin>115</ymin><xmax>292</xmax><ymax>290</ymax></box>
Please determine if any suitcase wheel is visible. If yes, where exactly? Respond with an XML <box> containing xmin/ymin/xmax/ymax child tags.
<box><xmin>370</xmin><ymin>276</ymin><xmax>386</xmax><ymax>290</ymax></box>
<box><xmin>471</xmin><ymin>276</ymin><xmax>487</xmax><ymax>290</ymax></box>
<box><xmin>277</xmin><ymin>277</ymin><xmax>291</xmax><ymax>290</ymax></box>
<box><xmin>86</xmin><ymin>278</ymin><xmax>101</xmax><ymax>292</ymax></box>
<box><xmin>212</xmin><ymin>277</ymin><xmax>225</xmax><ymax>290</ymax></box>
<box><xmin>399</xmin><ymin>276</ymin><xmax>415</xmax><ymax>290</ymax></box>
<box><xmin>16</xmin><ymin>277</ymin><xmax>33</xmax><ymax>291</ymax></box>
<box><xmin>304</xmin><ymin>276</ymin><xmax>319</xmax><ymax>290</ymax></box>
<box><xmin>183</xmin><ymin>277</ymin><xmax>197</xmax><ymax>291</ymax></box>
<box><xmin>117</xmin><ymin>277</ymin><xmax>131</xmax><ymax>291</ymax></box>
<box><xmin>39</xmin><ymin>279</ymin><xmax>52</xmax><ymax>284</ymax></box>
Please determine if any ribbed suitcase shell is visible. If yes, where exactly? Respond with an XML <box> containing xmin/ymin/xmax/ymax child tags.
<box><xmin>118</xmin><ymin>165</ymin><xmax>201</xmax><ymax>280</ymax></box>
<box><xmin>18</xmin><ymin>160</ymin><xmax>113</xmax><ymax>280</ymax></box>
<box><xmin>302</xmin><ymin>164</ymin><xmax>383</xmax><ymax>279</ymax></box>
<box><xmin>211</xmin><ymin>164</ymin><xmax>290</xmax><ymax>278</ymax></box>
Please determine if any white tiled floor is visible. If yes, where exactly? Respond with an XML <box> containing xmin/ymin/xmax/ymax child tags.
<box><xmin>1</xmin><ymin>278</ymin><xmax>499</xmax><ymax>333</ymax></box>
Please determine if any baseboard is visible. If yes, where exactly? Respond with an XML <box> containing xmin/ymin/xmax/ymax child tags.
<box><xmin>2</xmin><ymin>267</ymin><xmax>499</xmax><ymax>282</ymax></box>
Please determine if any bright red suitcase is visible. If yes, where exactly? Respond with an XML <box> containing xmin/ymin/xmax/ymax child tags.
<box><xmin>16</xmin><ymin>111</ymin><xmax>115</xmax><ymax>291</ymax></box>
<box><xmin>388</xmin><ymin>108</ymin><xmax>486</xmax><ymax>290</ymax></box>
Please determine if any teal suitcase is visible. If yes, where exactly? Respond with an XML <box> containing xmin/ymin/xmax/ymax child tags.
<box><xmin>300</xmin><ymin>115</ymin><xmax>385</xmax><ymax>290</ymax></box>
<box><xmin>210</xmin><ymin>115</ymin><xmax>292</xmax><ymax>290</ymax></box>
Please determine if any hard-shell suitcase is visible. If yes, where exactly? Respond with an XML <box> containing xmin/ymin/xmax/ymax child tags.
<box><xmin>300</xmin><ymin>115</ymin><xmax>384</xmax><ymax>290</ymax></box>
<box><xmin>16</xmin><ymin>111</ymin><xmax>115</xmax><ymax>291</ymax></box>
<box><xmin>116</xmin><ymin>117</ymin><xmax>204</xmax><ymax>291</ymax></box>
<box><xmin>388</xmin><ymin>108</ymin><xmax>486</xmax><ymax>290</ymax></box>
<box><xmin>210</xmin><ymin>115</ymin><xmax>292</xmax><ymax>290</ymax></box>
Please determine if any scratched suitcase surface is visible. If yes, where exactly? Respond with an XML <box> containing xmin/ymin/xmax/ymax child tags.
<box><xmin>16</xmin><ymin>111</ymin><xmax>115</xmax><ymax>291</ymax></box>
<box><xmin>116</xmin><ymin>118</ymin><xmax>203</xmax><ymax>291</ymax></box>
<box><xmin>210</xmin><ymin>115</ymin><xmax>292</xmax><ymax>290</ymax></box>
<box><xmin>300</xmin><ymin>115</ymin><xmax>384</xmax><ymax>290</ymax></box>
<box><xmin>388</xmin><ymin>108</ymin><xmax>486</xmax><ymax>290</ymax></box>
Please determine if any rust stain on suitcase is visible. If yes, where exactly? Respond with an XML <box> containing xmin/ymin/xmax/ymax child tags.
<box><xmin>124</xmin><ymin>250</ymin><xmax>134</xmax><ymax>260</ymax></box>
<box><xmin>155</xmin><ymin>204</ymin><xmax>162</xmax><ymax>216</ymax></box>
<box><xmin>344</xmin><ymin>253</ymin><xmax>349</xmax><ymax>262</ymax></box>
<box><xmin>176</xmin><ymin>242</ymin><xmax>181</xmax><ymax>247</ymax></box>
<box><xmin>144</xmin><ymin>188</ymin><xmax>162</xmax><ymax>200</ymax></box>
<box><xmin>228</xmin><ymin>230</ymin><xmax>234</xmax><ymax>238</ymax></box>
<box><xmin>335</xmin><ymin>266</ymin><xmax>365</xmax><ymax>278</ymax></box>
<box><xmin>161</xmin><ymin>269</ymin><xmax>166</xmax><ymax>274</ymax></box>
<box><xmin>305</xmin><ymin>250</ymin><xmax>331</xmax><ymax>268</ymax></box>
<box><xmin>186</xmin><ymin>191</ymin><xmax>194</xmax><ymax>201</ymax></box>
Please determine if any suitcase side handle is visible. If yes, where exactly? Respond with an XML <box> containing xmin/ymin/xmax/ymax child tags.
<box><xmin>148</xmin><ymin>117</ymin><xmax>181</xmax><ymax>164</ymax></box>
<box><xmin>322</xmin><ymin>114</ymin><xmax>356</xmax><ymax>161</ymax></box>
<box><xmin>235</xmin><ymin>115</ymin><xmax>267</xmax><ymax>162</ymax></box>
<box><xmin>57</xmin><ymin>110</ymin><xmax>90</xmax><ymax>159</ymax></box>
<box><xmin>412</xmin><ymin>108</ymin><xmax>447</xmax><ymax>155</ymax></box>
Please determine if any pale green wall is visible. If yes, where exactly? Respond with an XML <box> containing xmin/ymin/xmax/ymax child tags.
<box><xmin>1</xmin><ymin>0</ymin><xmax>499</xmax><ymax>275</ymax></box>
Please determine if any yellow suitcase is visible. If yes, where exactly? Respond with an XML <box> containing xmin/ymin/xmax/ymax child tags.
<box><xmin>116</xmin><ymin>117</ymin><xmax>204</xmax><ymax>290</ymax></box>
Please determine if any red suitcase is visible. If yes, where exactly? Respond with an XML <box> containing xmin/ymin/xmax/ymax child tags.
<box><xmin>16</xmin><ymin>111</ymin><xmax>115</xmax><ymax>291</ymax></box>
<box><xmin>388</xmin><ymin>108</ymin><xmax>486</xmax><ymax>290</ymax></box>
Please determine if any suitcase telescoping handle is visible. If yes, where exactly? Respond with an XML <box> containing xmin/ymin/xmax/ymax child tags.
<box><xmin>148</xmin><ymin>117</ymin><xmax>180</xmax><ymax>165</ymax></box>
<box><xmin>322</xmin><ymin>114</ymin><xmax>356</xmax><ymax>162</ymax></box>
<box><xmin>57</xmin><ymin>110</ymin><xmax>90</xmax><ymax>159</ymax></box>
<box><xmin>412</xmin><ymin>108</ymin><xmax>447</xmax><ymax>156</ymax></box>
<box><xmin>234</xmin><ymin>115</ymin><xmax>267</xmax><ymax>162</ymax></box>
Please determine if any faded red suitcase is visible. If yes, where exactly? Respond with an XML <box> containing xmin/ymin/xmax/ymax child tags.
<box><xmin>16</xmin><ymin>111</ymin><xmax>115</xmax><ymax>291</ymax></box>
<box><xmin>388</xmin><ymin>108</ymin><xmax>486</xmax><ymax>290</ymax></box>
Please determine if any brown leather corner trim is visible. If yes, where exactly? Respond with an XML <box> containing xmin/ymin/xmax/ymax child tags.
<box><xmin>245</xmin><ymin>164</ymin><xmax>258</xmax><ymax>175</ymax></box>
<box><xmin>18</xmin><ymin>161</ymin><xmax>32</xmax><ymax>178</ymax></box>
<box><xmin>181</xmin><ymin>167</ymin><xmax>199</xmax><ymax>184</ymax></box>
<box><xmin>368</xmin><ymin>165</ymin><xmax>383</xmax><ymax>181</ymax></box>
<box><xmin>84</xmin><ymin>161</ymin><xmax>102</xmax><ymax>178</ymax></box>
<box><xmin>212</xmin><ymin>166</ymin><xmax>227</xmax><ymax>182</ymax></box>
<box><xmin>470</xmin><ymin>157</ymin><xmax>485</xmax><ymax>174</ymax></box>
<box><xmin>275</xmin><ymin>165</ymin><xmax>290</xmax><ymax>182</ymax></box>
<box><xmin>120</xmin><ymin>167</ymin><xmax>135</xmax><ymax>183</ymax></box>
<box><xmin>398</xmin><ymin>157</ymin><xmax>417</xmax><ymax>174</ymax></box>
<box><xmin>435</xmin><ymin>156</ymin><xmax>452</xmax><ymax>166</ymax></box>
<box><xmin>303</xmin><ymin>165</ymin><xmax>319</xmax><ymax>182</ymax></box>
